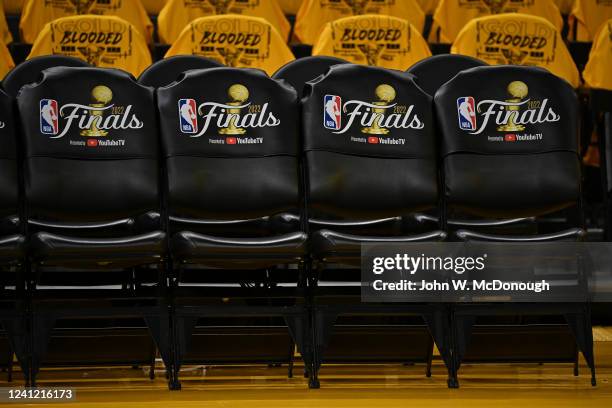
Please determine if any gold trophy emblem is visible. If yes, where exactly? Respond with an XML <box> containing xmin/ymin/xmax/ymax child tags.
<box><xmin>219</xmin><ymin>84</ymin><xmax>249</xmax><ymax>135</ymax></box>
<box><xmin>80</xmin><ymin>85</ymin><xmax>113</xmax><ymax>137</ymax></box>
<box><xmin>362</xmin><ymin>84</ymin><xmax>395</xmax><ymax>135</ymax></box>
<box><xmin>497</xmin><ymin>81</ymin><xmax>528</xmax><ymax>132</ymax></box>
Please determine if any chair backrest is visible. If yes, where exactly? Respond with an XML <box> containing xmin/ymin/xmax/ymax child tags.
<box><xmin>302</xmin><ymin>64</ymin><xmax>437</xmax><ymax>220</ymax></box>
<box><xmin>165</xmin><ymin>15</ymin><xmax>295</xmax><ymax>76</ymax></box>
<box><xmin>295</xmin><ymin>0</ymin><xmax>425</xmax><ymax>45</ymax></box>
<box><xmin>0</xmin><ymin>39</ymin><xmax>14</xmax><ymax>80</ymax></box>
<box><xmin>0</xmin><ymin>4</ymin><xmax>12</xmax><ymax>45</ymax></box>
<box><xmin>312</xmin><ymin>15</ymin><xmax>431</xmax><ymax>71</ymax></box>
<box><xmin>26</xmin><ymin>15</ymin><xmax>152</xmax><ymax>77</ymax></box>
<box><xmin>272</xmin><ymin>56</ymin><xmax>347</xmax><ymax>97</ymax></box>
<box><xmin>451</xmin><ymin>13</ymin><xmax>580</xmax><ymax>88</ymax></box>
<box><xmin>157</xmin><ymin>0</ymin><xmax>291</xmax><ymax>44</ymax></box>
<box><xmin>157</xmin><ymin>67</ymin><xmax>300</xmax><ymax>224</ymax></box>
<box><xmin>2</xmin><ymin>56</ymin><xmax>90</xmax><ymax>98</ymax></box>
<box><xmin>583</xmin><ymin>19</ymin><xmax>612</xmax><ymax>90</ymax></box>
<box><xmin>430</xmin><ymin>0</ymin><xmax>563</xmax><ymax>43</ymax></box>
<box><xmin>0</xmin><ymin>88</ymin><xmax>19</xmax><ymax>233</ymax></box>
<box><xmin>568</xmin><ymin>0</ymin><xmax>612</xmax><ymax>41</ymax></box>
<box><xmin>407</xmin><ymin>54</ymin><xmax>487</xmax><ymax>96</ymax></box>
<box><xmin>138</xmin><ymin>55</ymin><xmax>224</xmax><ymax>88</ymax></box>
<box><xmin>19</xmin><ymin>0</ymin><xmax>153</xmax><ymax>43</ymax></box>
<box><xmin>435</xmin><ymin>66</ymin><xmax>580</xmax><ymax>218</ymax></box>
<box><xmin>17</xmin><ymin>67</ymin><xmax>160</xmax><ymax>228</ymax></box>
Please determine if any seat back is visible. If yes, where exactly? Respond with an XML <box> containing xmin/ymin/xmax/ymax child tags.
<box><xmin>407</xmin><ymin>54</ymin><xmax>487</xmax><ymax>96</ymax></box>
<box><xmin>157</xmin><ymin>67</ymin><xmax>300</xmax><ymax>231</ymax></box>
<box><xmin>0</xmin><ymin>4</ymin><xmax>12</xmax><ymax>45</ymax></box>
<box><xmin>0</xmin><ymin>89</ymin><xmax>19</xmax><ymax>233</ymax></box>
<box><xmin>138</xmin><ymin>55</ymin><xmax>224</xmax><ymax>88</ymax></box>
<box><xmin>272</xmin><ymin>56</ymin><xmax>347</xmax><ymax>97</ymax></box>
<box><xmin>2</xmin><ymin>56</ymin><xmax>90</xmax><ymax>98</ymax></box>
<box><xmin>312</xmin><ymin>15</ymin><xmax>431</xmax><ymax>71</ymax></box>
<box><xmin>165</xmin><ymin>15</ymin><xmax>295</xmax><ymax>76</ymax></box>
<box><xmin>295</xmin><ymin>0</ymin><xmax>425</xmax><ymax>45</ymax></box>
<box><xmin>0</xmin><ymin>39</ymin><xmax>13</xmax><ymax>80</ymax></box>
<box><xmin>583</xmin><ymin>19</ymin><xmax>612</xmax><ymax>91</ymax></box>
<box><xmin>430</xmin><ymin>0</ymin><xmax>563</xmax><ymax>43</ymax></box>
<box><xmin>568</xmin><ymin>0</ymin><xmax>612</xmax><ymax>41</ymax></box>
<box><xmin>451</xmin><ymin>13</ymin><xmax>580</xmax><ymax>88</ymax></box>
<box><xmin>435</xmin><ymin>66</ymin><xmax>580</xmax><ymax>218</ymax></box>
<box><xmin>19</xmin><ymin>0</ymin><xmax>153</xmax><ymax>43</ymax></box>
<box><xmin>26</xmin><ymin>15</ymin><xmax>152</xmax><ymax>77</ymax></box>
<box><xmin>157</xmin><ymin>0</ymin><xmax>291</xmax><ymax>44</ymax></box>
<box><xmin>17</xmin><ymin>67</ymin><xmax>160</xmax><ymax>231</ymax></box>
<box><xmin>302</xmin><ymin>64</ymin><xmax>437</xmax><ymax>220</ymax></box>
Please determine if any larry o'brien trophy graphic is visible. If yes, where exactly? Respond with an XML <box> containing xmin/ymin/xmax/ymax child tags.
<box><xmin>361</xmin><ymin>84</ymin><xmax>396</xmax><ymax>135</ymax></box>
<box><xmin>218</xmin><ymin>84</ymin><xmax>249</xmax><ymax>135</ymax></box>
<box><xmin>497</xmin><ymin>80</ymin><xmax>528</xmax><ymax>132</ymax></box>
<box><xmin>80</xmin><ymin>85</ymin><xmax>113</xmax><ymax>137</ymax></box>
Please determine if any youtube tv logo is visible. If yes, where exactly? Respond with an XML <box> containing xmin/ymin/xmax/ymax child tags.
<box><xmin>368</xmin><ymin>136</ymin><xmax>379</xmax><ymax>144</ymax></box>
<box><xmin>87</xmin><ymin>139</ymin><xmax>98</xmax><ymax>147</ymax></box>
<box><xmin>226</xmin><ymin>137</ymin><xmax>237</xmax><ymax>145</ymax></box>
<box><xmin>504</xmin><ymin>134</ymin><xmax>516</xmax><ymax>142</ymax></box>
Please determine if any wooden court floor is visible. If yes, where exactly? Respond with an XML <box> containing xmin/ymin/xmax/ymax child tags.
<box><xmin>2</xmin><ymin>329</ymin><xmax>612</xmax><ymax>407</ymax></box>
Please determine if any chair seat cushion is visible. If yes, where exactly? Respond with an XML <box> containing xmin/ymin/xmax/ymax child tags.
<box><xmin>31</xmin><ymin>231</ymin><xmax>166</xmax><ymax>268</ymax></box>
<box><xmin>312</xmin><ymin>229</ymin><xmax>446</xmax><ymax>262</ymax></box>
<box><xmin>0</xmin><ymin>234</ymin><xmax>26</xmax><ymax>263</ymax></box>
<box><xmin>171</xmin><ymin>231</ymin><xmax>306</xmax><ymax>268</ymax></box>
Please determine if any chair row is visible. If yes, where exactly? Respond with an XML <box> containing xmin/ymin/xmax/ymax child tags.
<box><xmin>0</xmin><ymin>55</ymin><xmax>601</xmax><ymax>389</ymax></box>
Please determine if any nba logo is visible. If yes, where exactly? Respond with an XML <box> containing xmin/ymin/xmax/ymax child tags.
<box><xmin>457</xmin><ymin>97</ymin><xmax>477</xmax><ymax>131</ymax></box>
<box><xmin>323</xmin><ymin>95</ymin><xmax>341</xmax><ymax>130</ymax></box>
<box><xmin>178</xmin><ymin>98</ymin><xmax>198</xmax><ymax>134</ymax></box>
<box><xmin>39</xmin><ymin>99</ymin><xmax>59</xmax><ymax>135</ymax></box>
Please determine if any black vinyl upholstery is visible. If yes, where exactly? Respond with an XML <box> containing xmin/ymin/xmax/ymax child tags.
<box><xmin>138</xmin><ymin>55</ymin><xmax>224</xmax><ymax>88</ymax></box>
<box><xmin>157</xmin><ymin>67</ymin><xmax>305</xmax><ymax>267</ymax></box>
<box><xmin>272</xmin><ymin>56</ymin><xmax>348</xmax><ymax>96</ymax></box>
<box><xmin>16</xmin><ymin>67</ymin><xmax>165</xmax><ymax>268</ymax></box>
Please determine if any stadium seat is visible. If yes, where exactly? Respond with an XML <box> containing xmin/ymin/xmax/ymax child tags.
<box><xmin>2</xmin><ymin>55</ymin><xmax>89</xmax><ymax>97</ymax></box>
<box><xmin>584</xmin><ymin>18</ymin><xmax>612</xmax><ymax>91</ymax></box>
<box><xmin>272</xmin><ymin>56</ymin><xmax>347</xmax><ymax>96</ymax></box>
<box><xmin>156</xmin><ymin>67</ymin><xmax>308</xmax><ymax>389</ymax></box>
<box><xmin>26</xmin><ymin>15</ymin><xmax>152</xmax><ymax>77</ymax></box>
<box><xmin>294</xmin><ymin>0</ymin><xmax>425</xmax><ymax>46</ymax></box>
<box><xmin>312</xmin><ymin>15</ymin><xmax>431</xmax><ymax>70</ymax></box>
<box><xmin>19</xmin><ymin>0</ymin><xmax>153</xmax><ymax>44</ymax></box>
<box><xmin>0</xmin><ymin>39</ymin><xmax>14</xmax><ymax>79</ymax></box>
<box><xmin>16</xmin><ymin>67</ymin><xmax>170</xmax><ymax>385</ymax></box>
<box><xmin>435</xmin><ymin>65</ymin><xmax>595</xmax><ymax>386</ymax></box>
<box><xmin>0</xmin><ymin>87</ymin><xmax>27</xmax><ymax>384</ymax></box>
<box><xmin>407</xmin><ymin>54</ymin><xmax>487</xmax><ymax>97</ymax></box>
<box><xmin>3</xmin><ymin>0</ymin><xmax>23</xmax><ymax>14</ymax></box>
<box><xmin>157</xmin><ymin>0</ymin><xmax>291</xmax><ymax>44</ymax></box>
<box><xmin>568</xmin><ymin>0</ymin><xmax>612</xmax><ymax>41</ymax></box>
<box><xmin>165</xmin><ymin>15</ymin><xmax>294</xmax><ymax>75</ymax></box>
<box><xmin>138</xmin><ymin>55</ymin><xmax>223</xmax><ymax>88</ymax></box>
<box><xmin>301</xmin><ymin>64</ymin><xmax>452</xmax><ymax>388</ymax></box>
<box><xmin>141</xmin><ymin>0</ymin><xmax>166</xmax><ymax>14</ymax></box>
<box><xmin>1</xmin><ymin>3</ymin><xmax>12</xmax><ymax>44</ymax></box>
<box><xmin>429</xmin><ymin>0</ymin><xmax>563</xmax><ymax>43</ymax></box>
<box><xmin>451</xmin><ymin>13</ymin><xmax>580</xmax><ymax>88</ymax></box>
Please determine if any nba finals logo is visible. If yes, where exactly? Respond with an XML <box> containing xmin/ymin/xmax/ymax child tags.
<box><xmin>179</xmin><ymin>84</ymin><xmax>281</xmax><ymax>139</ymax></box>
<box><xmin>457</xmin><ymin>81</ymin><xmax>561</xmax><ymax>136</ymax></box>
<box><xmin>324</xmin><ymin>95</ymin><xmax>342</xmax><ymax>130</ymax></box>
<box><xmin>39</xmin><ymin>85</ymin><xmax>144</xmax><ymax>139</ymax></box>
<box><xmin>323</xmin><ymin>84</ymin><xmax>424</xmax><ymax>136</ymax></box>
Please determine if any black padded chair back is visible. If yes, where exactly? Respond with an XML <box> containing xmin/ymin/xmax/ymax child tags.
<box><xmin>157</xmin><ymin>67</ymin><xmax>300</xmax><ymax>228</ymax></box>
<box><xmin>17</xmin><ymin>67</ymin><xmax>160</xmax><ymax>229</ymax></box>
<box><xmin>138</xmin><ymin>56</ymin><xmax>224</xmax><ymax>88</ymax></box>
<box><xmin>2</xmin><ymin>56</ymin><xmax>90</xmax><ymax>98</ymax></box>
<box><xmin>0</xmin><ymin>89</ymin><xmax>19</xmax><ymax>233</ymax></box>
<box><xmin>435</xmin><ymin>66</ymin><xmax>580</xmax><ymax>218</ymax></box>
<box><xmin>272</xmin><ymin>56</ymin><xmax>348</xmax><ymax>96</ymax></box>
<box><xmin>407</xmin><ymin>54</ymin><xmax>487</xmax><ymax>97</ymax></box>
<box><xmin>302</xmin><ymin>64</ymin><xmax>437</xmax><ymax>220</ymax></box>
